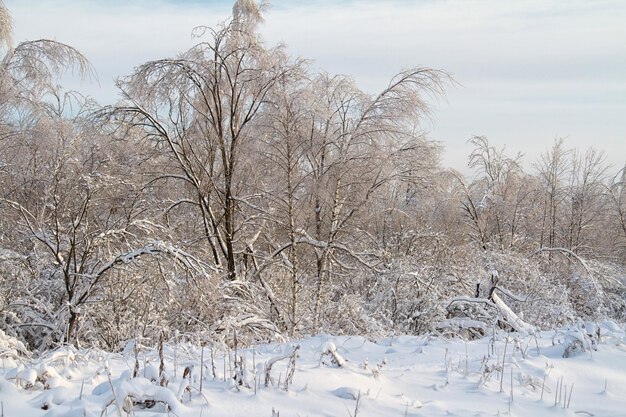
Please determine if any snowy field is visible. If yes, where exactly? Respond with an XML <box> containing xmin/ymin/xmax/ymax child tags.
<box><xmin>1</xmin><ymin>322</ymin><xmax>625</xmax><ymax>417</ymax></box>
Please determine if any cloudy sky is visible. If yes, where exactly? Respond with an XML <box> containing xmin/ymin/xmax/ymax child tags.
<box><xmin>5</xmin><ymin>0</ymin><xmax>626</xmax><ymax>173</ymax></box>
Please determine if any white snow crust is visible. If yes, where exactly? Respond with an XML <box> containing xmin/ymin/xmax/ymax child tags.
<box><xmin>1</xmin><ymin>322</ymin><xmax>625</xmax><ymax>416</ymax></box>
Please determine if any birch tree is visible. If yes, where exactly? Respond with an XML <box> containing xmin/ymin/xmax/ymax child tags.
<box><xmin>606</xmin><ymin>165</ymin><xmax>626</xmax><ymax>261</ymax></box>
<box><xmin>462</xmin><ymin>136</ymin><xmax>531</xmax><ymax>250</ymax></box>
<box><xmin>0</xmin><ymin>2</ymin><xmax>91</xmax><ymax>119</ymax></box>
<box><xmin>300</xmin><ymin>70</ymin><xmax>449</xmax><ymax>332</ymax></box>
<box><xmin>535</xmin><ymin>138</ymin><xmax>571</xmax><ymax>250</ymax></box>
<box><xmin>106</xmin><ymin>0</ymin><xmax>296</xmax><ymax>281</ymax></box>
<box><xmin>564</xmin><ymin>148</ymin><xmax>608</xmax><ymax>255</ymax></box>
<box><xmin>257</xmin><ymin>76</ymin><xmax>312</xmax><ymax>334</ymax></box>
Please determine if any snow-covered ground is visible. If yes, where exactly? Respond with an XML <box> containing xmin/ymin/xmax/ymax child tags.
<box><xmin>1</xmin><ymin>322</ymin><xmax>625</xmax><ymax>417</ymax></box>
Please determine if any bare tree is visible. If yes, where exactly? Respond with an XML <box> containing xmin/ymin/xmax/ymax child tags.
<box><xmin>298</xmin><ymin>70</ymin><xmax>449</xmax><ymax>332</ymax></box>
<box><xmin>2</xmin><ymin>98</ymin><xmax>131</xmax><ymax>344</ymax></box>
<box><xmin>564</xmin><ymin>148</ymin><xmax>608</xmax><ymax>254</ymax></box>
<box><xmin>606</xmin><ymin>165</ymin><xmax>626</xmax><ymax>260</ymax></box>
<box><xmin>105</xmin><ymin>2</ymin><xmax>296</xmax><ymax>282</ymax></box>
<box><xmin>1</xmin><ymin>90</ymin><xmax>219</xmax><ymax>347</ymax></box>
<box><xmin>0</xmin><ymin>2</ymin><xmax>91</xmax><ymax>116</ymax></box>
<box><xmin>257</xmin><ymin>75</ymin><xmax>312</xmax><ymax>334</ymax></box>
<box><xmin>535</xmin><ymin>138</ymin><xmax>571</xmax><ymax>250</ymax></box>
<box><xmin>462</xmin><ymin>136</ymin><xmax>531</xmax><ymax>250</ymax></box>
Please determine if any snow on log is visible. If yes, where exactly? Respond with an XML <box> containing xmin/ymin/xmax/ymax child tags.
<box><xmin>491</xmin><ymin>292</ymin><xmax>535</xmax><ymax>334</ymax></box>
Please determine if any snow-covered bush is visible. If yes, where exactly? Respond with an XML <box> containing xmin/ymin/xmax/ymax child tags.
<box><xmin>0</xmin><ymin>328</ymin><xmax>29</xmax><ymax>358</ymax></box>
<box><xmin>474</xmin><ymin>250</ymin><xmax>575</xmax><ymax>329</ymax></box>
<box><xmin>369</xmin><ymin>245</ymin><xmax>582</xmax><ymax>337</ymax></box>
<box><xmin>319</xmin><ymin>293</ymin><xmax>388</xmax><ymax>339</ymax></box>
<box><xmin>535</xmin><ymin>253</ymin><xmax>626</xmax><ymax>322</ymax></box>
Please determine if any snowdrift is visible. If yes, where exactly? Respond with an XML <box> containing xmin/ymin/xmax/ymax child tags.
<box><xmin>1</xmin><ymin>322</ymin><xmax>625</xmax><ymax>417</ymax></box>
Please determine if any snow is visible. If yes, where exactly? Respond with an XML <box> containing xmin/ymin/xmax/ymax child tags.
<box><xmin>1</xmin><ymin>323</ymin><xmax>625</xmax><ymax>417</ymax></box>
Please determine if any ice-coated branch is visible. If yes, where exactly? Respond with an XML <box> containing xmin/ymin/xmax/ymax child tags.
<box><xmin>264</xmin><ymin>344</ymin><xmax>300</xmax><ymax>387</ymax></box>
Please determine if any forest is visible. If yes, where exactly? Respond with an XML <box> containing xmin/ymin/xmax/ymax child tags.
<box><xmin>1</xmin><ymin>0</ymin><xmax>625</xmax><ymax>354</ymax></box>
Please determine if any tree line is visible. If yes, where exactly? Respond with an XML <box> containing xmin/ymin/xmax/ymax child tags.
<box><xmin>1</xmin><ymin>0</ymin><xmax>624</xmax><ymax>351</ymax></box>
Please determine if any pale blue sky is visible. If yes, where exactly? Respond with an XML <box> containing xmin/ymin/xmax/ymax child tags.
<box><xmin>5</xmin><ymin>0</ymin><xmax>626</xmax><ymax>173</ymax></box>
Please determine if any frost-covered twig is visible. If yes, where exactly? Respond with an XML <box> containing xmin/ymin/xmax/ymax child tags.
<box><xmin>264</xmin><ymin>345</ymin><xmax>299</xmax><ymax>388</ymax></box>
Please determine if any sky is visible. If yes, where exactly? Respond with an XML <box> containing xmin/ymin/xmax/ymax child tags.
<box><xmin>4</xmin><ymin>0</ymin><xmax>626</xmax><ymax>174</ymax></box>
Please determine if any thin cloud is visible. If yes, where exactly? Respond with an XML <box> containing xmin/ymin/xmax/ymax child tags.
<box><xmin>4</xmin><ymin>0</ymin><xmax>625</xmax><ymax>171</ymax></box>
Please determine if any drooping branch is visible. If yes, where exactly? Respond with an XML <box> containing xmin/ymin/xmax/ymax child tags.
<box><xmin>3</xmin><ymin>39</ymin><xmax>93</xmax><ymax>97</ymax></box>
<box><xmin>531</xmin><ymin>247</ymin><xmax>592</xmax><ymax>278</ymax></box>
